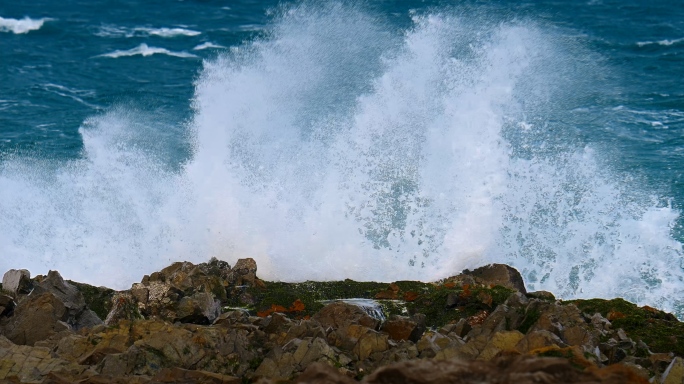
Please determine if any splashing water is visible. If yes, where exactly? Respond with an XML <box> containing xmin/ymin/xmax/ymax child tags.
<box><xmin>1</xmin><ymin>4</ymin><xmax>683</xmax><ymax>317</ymax></box>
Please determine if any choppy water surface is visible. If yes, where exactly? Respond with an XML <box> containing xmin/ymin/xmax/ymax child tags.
<box><xmin>1</xmin><ymin>1</ymin><xmax>684</xmax><ymax>318</ymax></box>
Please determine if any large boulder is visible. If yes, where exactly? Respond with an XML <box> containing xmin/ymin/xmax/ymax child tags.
<box><xmin>2</xmin><ymin>269</ymin><xmax>33</xmax><ymax>295</ymax></box>
<box><xmin>313</xmin><ymin>302</ymin><xmax>380</xmax><ymax>331</ymax></box>
<box><xmin>32</xmin><ymin>270</ymin><xmax>103</xmax><ymax>330</ymax></box>
<box><xmin>226</xmin><ymin>258</ymin><xmax>258</xmax><ymax>286</ymax></box>
<box><xmin>119</xmin><ymin>261</ymin><xmax>227</xmax><ymax>324</ymax></box>
<box><xmin>381</xmin><ymin>315</ymin><xmax>425</xmax><ymax>342</ymax></box>
<box><xmin>1</xmin><ymin>292</ymin><xmax>72</xmax><ymax>346</ymax></box>
<box><xmin>462</xmin><ymin>264</ymin><xmax>526</xmax><ymax>294</ymax></box>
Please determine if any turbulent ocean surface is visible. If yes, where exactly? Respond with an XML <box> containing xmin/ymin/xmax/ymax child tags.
<box><xmin>2</xmin><ymin>0</ymin><xmax>684</xmax><ymax>316</ymax></box>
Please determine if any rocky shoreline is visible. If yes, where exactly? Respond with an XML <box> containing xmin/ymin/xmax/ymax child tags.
<box><xmin>1</xmin><ymin>259</ymin><xmax>682</xmax><ymax>383</ymax></box>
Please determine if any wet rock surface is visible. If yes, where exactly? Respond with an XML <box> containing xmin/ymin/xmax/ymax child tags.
<box><xmin>0</xmin><ymin>260</ymin><xmax>680</xmax><ymax>383</ymax></box>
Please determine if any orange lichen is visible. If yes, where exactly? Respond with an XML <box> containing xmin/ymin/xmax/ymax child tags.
<box><xmin>607</xmin><ymin>311</ymin><xmax>626</xmax><ymax>321</ymax></box>
<box><xmin>289</xmin><ymin>299</ymin><xmax>305</xmax><ymax>312</ymax></box>
<box><xmin>403</xmin><ymin>291</ymin><xmax>419</xmax><ymax>302</ymax></box>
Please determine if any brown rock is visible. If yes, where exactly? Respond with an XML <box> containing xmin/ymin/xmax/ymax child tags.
<box><xmin>151</xmin><ymin>367</ymin><xmax>241</xmax><ymax>383</ymax></box>
<box><xmin>463</xmin><ymin>264</ymin><xmax>527</xmax><ymax>293</ymax></box>
<box><xmin>295</xmin><ymin>362</ymin><xmax>356</xmax><ymax>384</ymax></box>
<box><xmin>2</xmin><ymin>292</ymin><xmax>71</xmax><ymax>346</ymax></box>
<box><xmin>477</xmin><ymin>331</ymin><xmax>525</xmax><ymax>360</ymax></box>
<box><xmin>515</xmin><ymin>330</ymin><xmax>566</xmax><ymax>354</ymax></box>
<box><xmin>227</xmin><ymin>258</ymin><xmax>258</xmax><ymax>286</ymax></box>
<box><xmin>351</xmin><ymin>326</ymin><xmax>389</xmax><ymax>361</ymax></box>
<box><xmin>363</xmin><ymin>355</ymin><xmax>647</xmax><ymax>384</ymax></box>
<box><xmin>104</xmin><ymin>292</ymin><xmax>142</xmax><ymax>325</ymax></box>
<box><xmin>0</xmin><ymin>335</ymin><xmax>86</xmax><ymax>382</ymax></box>
<box><xmin>312</xmin><ymin>302</ymin><xmax>380</xmax><ymax>331</ymax></box>
<box><xmin>381</xmin><ymin>316</ymin><xmax>424</xmax><ymax>342</ymax></box>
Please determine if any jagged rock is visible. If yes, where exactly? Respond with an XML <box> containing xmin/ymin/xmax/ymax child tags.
<box><xmin>176</xmin><ymin>292</ymin><xmax>221</xmax><ymax>324</ymax></box>
<box><xmin>352</xmin><ymin>326</ymin><xmax>389</xmax><ymax>361</ymax></box>
<box><xmin>416</xmin><ymin>331</ymin><xmax>461</xmax><ymax>359</ymax></box>
<box><xmin>117</xmin><ymin>261</ymin><xmax>226</xmax><ymax>325</ymax></box>
<box><xmin>1</xmin><ymin>269</ymin><xmax>32</xmax><ymax>295</ymax></box>
<box><xmin>381</xmin><ymin>315</ymin><xmax>424</xmax><ymax>342</ymax></box>
<box><xmin>261</xmin><ymin>312</ymin><xmax>293</xmax><ymax>334</ymax></box>
<box><xmin>105</xmin><ymin>292</ymin><xmax>143</xmax><ymax>325</ymax></box>
<box><xmin>477</xmin><ymin>330</ymin><xmax>525</xmax><ymax>360</ymax></box>
<box><xmin>662</xmin><ymin>357</ymin><xmax>684</xmax><ymax>384</ymax></box>
<box><xmin>33</xmin><ymin>270</ymin><xmax>85</xmax><ymax>312</ymax></box>
<box><xmin>214</xmin><ymin>310</ymin><xmax>250</xmax><ymax>327</ymax></box>
<box><xmin>0</xmin><ymin>335</ymin><xmax>87</xmax><ymax>382</ymax></box>
<box><xmin>313</xmin><ymin>302</ymin><xmax>380</xmax><ymax>331</ymax></box>
<box><xmin>462</xmin><ymin>264</ymin><xmax>527</xmax><ymax>294</ymax></box>
<box><xmin>515</xmin><ymin>330</ymin><xmax>566</xmax><ymax>354</ymax></box>
<box><xmin>439</xmin><ymin>318</ymin><xmax>471</xmax><ymax>339</ymax></box>
<box><xmin>226</xmin><ymin>258</ymin><xmax>258</xmax><ymax>286</ymax></box>
<box><xmin>2</xmin><ymin>292</ymin><xmax>72</xmax><ymax>345</ymax></box>
<box><xmin>276</xmin><ymin>319</ymin><xmax>327</xmax><ymax>346</ymax></box>
<box><xmin>0</xmin><ymin>293</ymin><xmax>15</xmax><ymax>317</ymax></box>
<box><xmin>28</xmin><ymin>270</ymin><xmax>104</xmax><ymax>331</ymax></box>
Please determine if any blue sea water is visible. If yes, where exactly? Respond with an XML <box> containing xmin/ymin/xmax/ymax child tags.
<box><xmin>1</xmin><ymin>1</ymin><xmax>684</xmax><ymax>316</ymax></box>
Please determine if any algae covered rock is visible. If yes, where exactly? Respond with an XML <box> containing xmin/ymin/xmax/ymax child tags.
<box><xmin>462</xmin><ymin>263</ymin><xmax>527</xmax><ymax>294</ymax></box>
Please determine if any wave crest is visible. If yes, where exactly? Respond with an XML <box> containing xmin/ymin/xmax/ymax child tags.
<box><xmin>0</xmin><ymin>16</ymin><xmax>52</xmax><ymax>34</ymax></box>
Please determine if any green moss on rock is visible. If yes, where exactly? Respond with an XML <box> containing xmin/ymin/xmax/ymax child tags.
<box><xmin>567</xmin><ymin>298</ymin><xmax>684</xmax><ymax>356</ymax></box>
<box><xmin>68</xmin><ymin>280</ymin><xmax>115</xmax><ymax>320</ymax></box>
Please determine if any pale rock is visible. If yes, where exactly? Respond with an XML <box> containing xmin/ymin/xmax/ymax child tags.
<box><xmin>2</xmin><ymin>269</ymin><xmax>32</xmax><ymax>295</ymax></box>
<box><xmin>663</xmin><ymin>357</ymin><xmax>684</xmax><ymax>384</ymax></box>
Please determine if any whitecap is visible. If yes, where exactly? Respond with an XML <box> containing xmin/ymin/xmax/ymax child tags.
<box><xmin>97</xmin><ymin>43</ymin><xmax>198</xmax><ymax>58</ymax></box>
<box><xmin>193</xmin><ymin>42</ymin><xmax>226</xmax><ymax>50</ymax></box>
<box><xmin>636</xmin><ymin>37</ymin><xmax>684</xmax><ymax>47</ymax></box>
<box><xmin>95</xmin><ymin>25</ymin><xmax>200</xmax><ymax>38</ymax></box>
<box><xmin>0</xmin><ymin>16</ymin><xmax>52</xmax><ymax>34</ymax></box>
<box><xmin>136</xmin><ymin>27</ymin><xmax>200</xmax><ymax>37</ymax></box>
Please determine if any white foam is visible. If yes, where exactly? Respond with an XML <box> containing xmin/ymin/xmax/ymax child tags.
<box><xmin>637</xmin><ymin>37</ymin><xmax>684</xmax><ymax>47</ymax></box>
<box><xmin>98</xmin><ymin>43</ymin><xmax>198</xmax><ymax>58</ymax></box>
<box><xmin>96</xmin><ymin>25</ymin><xmax>200</xmax><ymax>38</ymax></box>
<box><xmin>193</xmin><ymin>42</ymin><xmax>226</xmax><ymax>50</ymax></box>
<box><xmin>1</xmin><ymin>5</ymin><xmax>683</xmax><ymax>318</ymax></box>
<box><xmin>0</xmin><ymin>16</ymin><xmax>52</xmax><ymax>34</ymax></box>
<box><xmin>139</xmin><ymin>27</ymin><xmax>200</xmax><ymax>37</ymax></box>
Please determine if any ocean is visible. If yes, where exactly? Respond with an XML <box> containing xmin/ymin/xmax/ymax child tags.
<box><xmin>1</xmin><ymin>0</ymin><xmax>683</xmax><ymax>317</ymax></box>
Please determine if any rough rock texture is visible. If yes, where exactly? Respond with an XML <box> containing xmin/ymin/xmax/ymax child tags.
<box><xmin>0</xmin><ymin>294</ymin><xmax>15</xmax><ymax>317</ymax></box>
<box><xmin>362</xmin><ymin>355</ymin><xmax>648</xmax><ymax>384</ymax></box>
<box><xmin>2</xmin><ymin>269</ymin><xmax>32</xmax><ymax>295</ymax></box>
<box><xmin>462</xmin><ymin>264</ymin><xmax>527</xmax><ymax>294</ymax></box>
<box><xmin>0</xmin><ymin>259</ymin><xmax>680</xmax><ymax>383</ymax></box>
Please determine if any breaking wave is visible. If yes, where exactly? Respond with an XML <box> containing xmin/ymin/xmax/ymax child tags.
<box><xmin>97</xmin><ymin>43</ymin><xmax>198</xmax><ymax>58</ymax></box>
<box><xmin>0</xmin><ymin>16</ymin><xmax>52</xmax><ymax>34</ymax></box>
<box><xmin>1</xmin><ymin>4</ymin><xmax>683</xmax><ymax>317</ymax></box>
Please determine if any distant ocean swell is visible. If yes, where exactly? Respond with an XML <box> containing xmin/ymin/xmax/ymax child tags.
<box><xmin>1</xmin><ymin>4</ymin><xmax>682</xmax><ymax>318</ymax></box>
